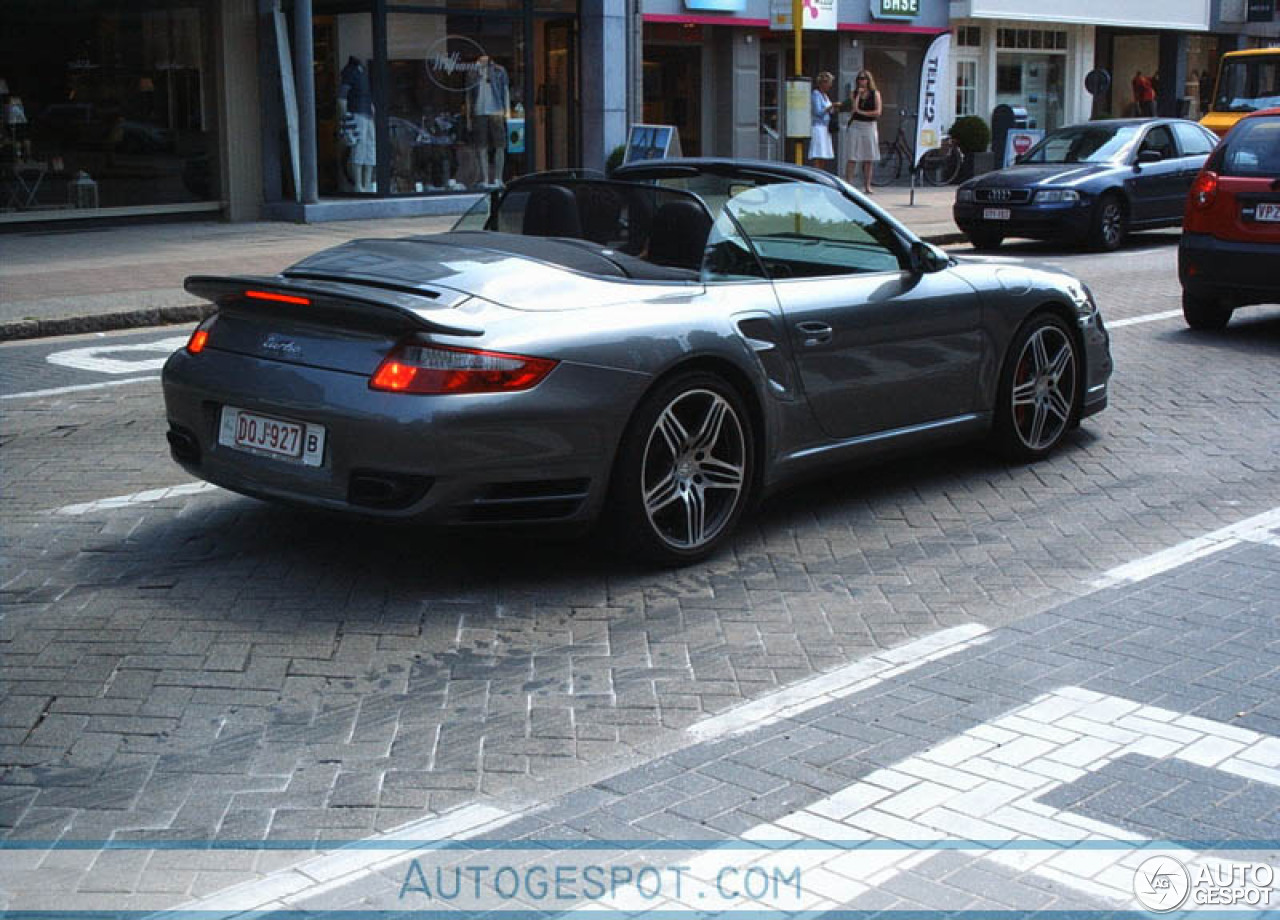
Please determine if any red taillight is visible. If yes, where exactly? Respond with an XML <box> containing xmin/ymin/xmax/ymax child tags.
<box><xmin>1191</xmin><ymin>170</ymin><xmax>1219</xmax><ymax>209</ymax></box>
<box><xmin>370</xmin><ymin>344</ymin><xmax>558</xmax><ymax>395</ymax></box>
<box><xmin>186</xmin><ymin>317</ymin><xmax>215</xmax><ymax>354</ymax></box>
<box><xmin>245</xmin><ymin>289</ymin><xmax>311</xmax><ymax>306</ymax></box>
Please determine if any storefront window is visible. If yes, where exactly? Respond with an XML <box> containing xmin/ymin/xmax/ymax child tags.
<box><xmin>955</xmin><ymin>59</ymin><xmax>977</xmax><ymax>117</ymax></box>
<box><xmin>1</xmin><ymin>0</ymin><xmax>217</xmax><ymax>215</ymax></box>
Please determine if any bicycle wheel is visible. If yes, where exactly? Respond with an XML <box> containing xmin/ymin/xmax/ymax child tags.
<box><xmin>872</xmin><ymin>141</ymin><xmax>900</xmax><ymax>187</ymax></box>
<box><xmin>920</xmin><ymin>145</ymin><xmax>963</xmax><ymax>186</ymax></box>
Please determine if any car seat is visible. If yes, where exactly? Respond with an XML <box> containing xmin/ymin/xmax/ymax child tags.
<box><xmin>522</xmin><ymin>184</ymin><xmax>583</xmax><ymax>238</ymax></box>
<box><xmin>646</xmin><ymin>200</ymin><xmax>713</xmax><ymax>270</ymax></box>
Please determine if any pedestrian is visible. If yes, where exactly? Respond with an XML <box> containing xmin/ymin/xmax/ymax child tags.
<box><xmin>808</xmin><ymin>72</ymin><xmax>836</xmax><ymax>171</ymax></box>
<box><xmin>842</xmin><ymin>70</ymin><xmax>881</xmax><ymax>194</ymax></box>
<box><xmin>1132</xmin><ymin>70</ymin><xmax>1156</xmax><ymax>117</ymax></box>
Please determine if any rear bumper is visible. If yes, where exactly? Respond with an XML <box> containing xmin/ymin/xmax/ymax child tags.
<box><xmin>161</xmin><ymin>348</ymin><xmax>647</xmax><ymax>526</ymax></box>
<box><xmin>1179</xmin><ymin>232</ymin><xmax>1280</xmax><ymax>307</ymax></box>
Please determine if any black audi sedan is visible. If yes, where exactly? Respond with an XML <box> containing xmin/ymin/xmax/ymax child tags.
<box><xmin>953</xmin><ymin>118</ymin><xmax>1221</xmax><ymax>251</ymax></box>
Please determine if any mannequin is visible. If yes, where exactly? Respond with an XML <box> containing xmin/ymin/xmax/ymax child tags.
<box><xmin>337</xmin><ymin>56</ymin><xmax>375</xmax><ymax>192</ymax></box>
<box><xmin>467</xmin><ymin>55</ymin><xmax>509</xmax><ymax>187</ymax></box>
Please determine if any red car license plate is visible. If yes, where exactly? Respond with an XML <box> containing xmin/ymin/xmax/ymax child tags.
<box><xmin>1256</xmin><ymin>202</ymin><xmax>1280</xmax><ymax>222</ymax></box>
<box><xmin>218</xmin><ymin>407</ymin><xmax>325</xmax><ymax>466</ymax></box>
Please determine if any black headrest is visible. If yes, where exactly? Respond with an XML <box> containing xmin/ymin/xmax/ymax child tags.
<box><xmin>522</xmin><ymin>184</ymin><xmax>582</xmax><ymax>239</ymax></box>
<box><xmin>647</xmin><ymin>200</ymin><xmax>713</xmax><ymax>270</ymax></box>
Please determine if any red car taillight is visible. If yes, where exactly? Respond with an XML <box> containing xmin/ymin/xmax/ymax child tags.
<box><xmin>186</xmin><ymin>316</ymin><xmax>216</xmax><ymax>354</ymax></box>
<box><xmin>370</xmin><ymin>343</ymin><xmax>558</xmax><ymax>395</ymax></box>
<box><xmin>1190</xmin><ymin>170</ymin><xmax>1219</xmax><ymax>209</ymax></box>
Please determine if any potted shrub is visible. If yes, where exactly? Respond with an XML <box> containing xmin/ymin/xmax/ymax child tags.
<box><xmin>950</xmin><ymin>115</ymin><xmax>992</xmax><ymax>180</ymax></box>
<box><xmin>606</xmin><ymin>144</ymin><xmax>627</xmax><ymax>175</ymax></box>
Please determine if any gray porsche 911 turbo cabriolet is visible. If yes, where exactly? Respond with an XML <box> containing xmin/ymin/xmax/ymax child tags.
<box><xmin>162</xmin><ymin>159</ymin><xmax>1112</xmax><ymax>564</ymax></box>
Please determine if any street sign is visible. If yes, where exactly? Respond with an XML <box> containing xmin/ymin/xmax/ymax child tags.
<box><xmin>770</xmin><ymin>0</ymin><xmax>837</xmax><ymax>30</ymax></box>
<box><xmin>1005</xmin><ymin>128</ymin><xmax>1043</xmax><ymax>164</ymax></box>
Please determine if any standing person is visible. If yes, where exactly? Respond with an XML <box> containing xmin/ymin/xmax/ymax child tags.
<box><xmin>1132</xmin><ymin>70</ymin><xmax>1156</xmax><ymax>117</ymax></box>
<box><xmin>842</xmin><ymin>70</ymin><xmax>881</xmax><ymax>194</ymax></box>
<box><xmin>808</xmin><ymin>72</ymin><xmax>836</xmax><ymax>171</ymax></box>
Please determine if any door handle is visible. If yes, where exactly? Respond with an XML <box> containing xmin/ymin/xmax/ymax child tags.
<box><xmin>796</xmin><ymin>321</ymin><xmax>833</xmax><ymax>346</ymax></box>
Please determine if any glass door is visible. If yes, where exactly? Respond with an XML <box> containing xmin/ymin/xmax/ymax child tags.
<box><xmin>536</xmin><ymin>19</ymin><xmax>575</xmax><ymax>172</ymax></box>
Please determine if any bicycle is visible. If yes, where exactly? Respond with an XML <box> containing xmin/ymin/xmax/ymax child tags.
<box><xmin>871</xmin><ymin>109</ymin><xmax>963</xmax><ymax>187</ymax></box>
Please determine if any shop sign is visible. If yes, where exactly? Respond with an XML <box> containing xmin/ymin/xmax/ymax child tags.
<box><xmin>1247</xmin><ymin>0</ymin><xmax>1275</xmax><ymax>21</ymax></box>
<box><xmin>770</xmin><ymin>0</ymin><xmax>838</xmax><ymax>31</ymax></box>
<box><xmin>685</xmin><ymin>0</ymin><xmax>748</xmax><ymax>10</ymax></box>
<box><xmin>425</xmin><ymin>35</ymin><xmax>488</xmax><ymax>93</ymax></box>
<box><xmin>871</xmin><ymin>0</ymin><xmax>919</xmax><ymax>18</ymax></box>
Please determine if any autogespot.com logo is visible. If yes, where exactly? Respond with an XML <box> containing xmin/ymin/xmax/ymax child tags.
<box><xmin>1134</xmin><ymin>855</ymin><xmax>1191</xmax><ymax>912</ymax></box>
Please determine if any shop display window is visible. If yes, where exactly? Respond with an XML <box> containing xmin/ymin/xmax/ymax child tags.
<box><xmin>0</xmin><ymin>0</ymin><xmax>217</xmax><ymax>214</ymax></box>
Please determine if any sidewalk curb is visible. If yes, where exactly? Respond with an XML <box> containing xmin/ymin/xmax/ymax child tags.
<box><xmin>0</xmin><ymin>232</ymin><xmax>966</xmax><ymax>343</ymax></box>
<box><xmin>0</xmin><ymin>304</ymin><xmax>215</xmax><ymax>343</ymax></box>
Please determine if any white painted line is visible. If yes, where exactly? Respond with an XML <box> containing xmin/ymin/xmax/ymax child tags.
<box><xmin>45</xmin><ymin>335</ymin><xmax>189</xmax><ymax>375</ymax></box>
<box><xmin>53</xmin><ymin>482</ymin><xmax>221</xmax><ymax>516</ymax></box>
<box><xmin>172</xmin><ymin>802</ymin><xmax>518</xmax><ymax>914</ymax></box>
<box><xmin>1106</xmin><ymin>309</ymin><xmax>1182</xmax><ymax>328</ymax></box>
<box><xmin>687</xmin><ymin>623</ymin><xmax>991</xmax><ymax>742</ymax></box>
<box><xmin>1090</xmin><ymin>504</ymin><xmax>1280</xmax><ymax>589</ymax></box>
<box><xmin>0</xmin><ymin>375</ymin><xmax>160</xmax><ymax>401</ymax></box>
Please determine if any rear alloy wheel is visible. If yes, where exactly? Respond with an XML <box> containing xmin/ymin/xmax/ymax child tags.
<box><xmin>1088</xmin><ymin>193</ymin><xmax>1127</xmax><ymax>252</ymax></box>
<box><xmin>967</xmin><ymin>229</ymin><xmax>1004</xmax><ymax>251</ymax></box>
<box><xmin>993</xmin><ymin>313</ymin><xmax>1080</xmax><ymax>460</ymax></box>
<box><xmin>1182</xmin><ymin>290</ymin><xmax>1233</xmax><ymax>331</ymax></box>
<box><xmin>612</xmin><ymin>372</ymin><xmax>754</xmax><ymax>565</ymax></box>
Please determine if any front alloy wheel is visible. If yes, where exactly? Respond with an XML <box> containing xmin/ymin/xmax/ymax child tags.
<box><xmin>1089</xmin><ymin>195</ymin><xmax>1127</xmax><ymax>252</ymax></box>
<box><xmin>612</xmin><ymin>373</ymin><xmax>753</xmax><ymax>565</ymax></box>
<box><xmin>994</xmin><ymin>314</ymin><xmax>1080</xmax><ymax>460</ymax></box>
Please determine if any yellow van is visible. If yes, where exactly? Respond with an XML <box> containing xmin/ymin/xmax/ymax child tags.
<box><xmin>1201</xmin><ymin>47</ymin><xmax>1280</xmax><ymax>137</ymax></box>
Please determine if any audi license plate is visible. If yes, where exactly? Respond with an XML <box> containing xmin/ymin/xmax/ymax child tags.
<box><xmin>983</xmin><ymin>207</ymin><xmax>1012</xmax><ymax>220</ymax></box>
<box><xmin>1256</xmin><ymin>202</ymin><xmax>1280</xmax><ymax>222</ymax></box>
<box><xmin>218</xmin><ymin>407</ymin><xmax>325</xmax><ymax>467</ymax></box>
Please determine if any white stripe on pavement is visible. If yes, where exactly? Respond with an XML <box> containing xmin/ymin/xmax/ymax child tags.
<box><xmin>1090</xmin><ymin>504</ymin><xmax>1280</xmax><ymax>589</ymax></box>
<box><xmin>0</xmin><ymin>375</ymin><xmax>160</xmax><ymax>400</ymax></box>
<box><xmin>1106</xmin><ymin>309</ymin><xmax>1182</xmax><ymax>328</ymax></box>
<box><xmin>688</xmin><ymin>623</ymin><xmax>992</xmax><ymax>742</ymax></box>
<box><xmin>171</xmin><ymin>803</ymin><xmax>518</xmax><ymax>914</ymax></box>
<box><xmin>54</xmin><ymin>482</ymin><xmax>221</xmax><ymax>515</ymax></box>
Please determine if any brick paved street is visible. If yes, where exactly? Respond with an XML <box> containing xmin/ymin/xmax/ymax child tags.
<box><xmin>2</xmin><ymin>235</ymin><xmax>1279</xmax><ymax>912</ymax></box>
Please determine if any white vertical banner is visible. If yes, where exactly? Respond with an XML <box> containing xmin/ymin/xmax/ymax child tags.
<box><xmin>913</xmin><ymin>32</ymin><xmax>950</xmax><ymax>168</ymax></box>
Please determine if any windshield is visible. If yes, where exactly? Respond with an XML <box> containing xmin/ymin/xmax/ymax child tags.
<box><xmin>1019</xmin><ymin>124</ymin><xmax>1143</xmax><ymax>165</ymax></box>
<box><xmin>1213</xmin><ymin>55</ymin><xmax>1280</xmax><ymax>114</ymax></box>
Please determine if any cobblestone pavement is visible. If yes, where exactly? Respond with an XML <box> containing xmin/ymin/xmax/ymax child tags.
<box><xmin>1</xmin><ymin>239</ymin><xmax>1278</xmax><ymax>909</ymax></box>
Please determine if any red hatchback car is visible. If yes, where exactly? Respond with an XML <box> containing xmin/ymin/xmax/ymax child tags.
<box><xmin>1179</xmin><ymin>107</ymin><xmax>1280</xmax><ymax>330</ymax></box>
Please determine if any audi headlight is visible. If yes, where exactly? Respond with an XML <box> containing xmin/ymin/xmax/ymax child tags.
<box><xmin>957</xmin><ymin>188</ymin><xmax>975</xmax><ymax>203</ymax></box>
<box><xmin>1036</xmin><ymin>189</ymin><xmax>1080</xmax><ymax>204</ymax></box>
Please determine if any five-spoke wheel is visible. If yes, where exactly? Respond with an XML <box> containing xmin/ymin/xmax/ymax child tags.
<box><xmin>612</xmin><ymin>373</ymin><xmax>754</xmax><ymax>565</ymax></box>
<box><xmin>994</xmin><ymin>314</ymin><xmax>1080</xmax><ymax>459</ymax></box>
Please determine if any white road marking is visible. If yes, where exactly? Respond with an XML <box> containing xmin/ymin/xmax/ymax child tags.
<box><xmin>0</xmin><ymin>375</ymin><xmax>160</xmax><ymax>401</ymax></box>
<box><xmin>45</xmin><ymin>335</ymin><xmax>189</xmax><ymax>375</ymax></box>
<box><xmin>1091</xmin><ymin>504</ymin><xmax>1280</xmax><ymax>589</ymax></box>
<box><xmin>1107</xmin><ymin>309</ymin><xmax>1182</xmax><ymax>328</ymax></box>
<box><xmin>175</xmin><ymin>803</ymin><xmax>518</xmax><ymax>913</ymax></box>
<box><xmin>54</xmin><ymin>482</ymin><xmax>221</xmax><ymax>516</ymax></box>
<box><xmin>548</xmin><ymin>687</ymin><xmax>1280</xmax><ymax>915</ymax></box>
<box><xmin>688</xmin><ymin>624</ymin><xmax>991</xmax><ymax>741</ymax></box>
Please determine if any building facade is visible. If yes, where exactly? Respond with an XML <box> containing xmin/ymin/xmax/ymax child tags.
<box><xmin>639</xmin><ymin>0</ymin><xmax>949</xmax><ymax>163</ymax></box>
<box><xmin>1</xmin><ymin>0</ymin><xmax>628</xmax><ymax>225</ymax></box>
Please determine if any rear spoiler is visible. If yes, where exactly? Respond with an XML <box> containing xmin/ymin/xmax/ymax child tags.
<box><xmin>184</xmin><ymin>275</ymin><xmax>484</xmax><ymax>337</ymax></box>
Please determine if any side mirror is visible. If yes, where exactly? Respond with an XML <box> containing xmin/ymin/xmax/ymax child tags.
<box><xmin>909</xmin><ymin>240</ymin><xmax>949</xmax><ymax>275</ymax></box>
<box><xmin>1137</xmin><ymin>149</ymin><xmax>1163</xmax><ymax>165</ymax></box>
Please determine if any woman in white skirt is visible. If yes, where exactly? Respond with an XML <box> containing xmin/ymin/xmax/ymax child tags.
<box><xmin>842</xmin><ymin>70</ymin><xmax>882</xmax><ymax>194</ymax></box>
<box><xmin>808</xmin><ymin>72</ymin><xmax>836</xmax><ymax>171</ymax></box>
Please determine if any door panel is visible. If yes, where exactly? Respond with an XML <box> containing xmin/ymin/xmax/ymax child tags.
<box><xmin>774</xmin><ymin>271</ymin><xmax>984</xmax><ymax>440</ymax></box>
